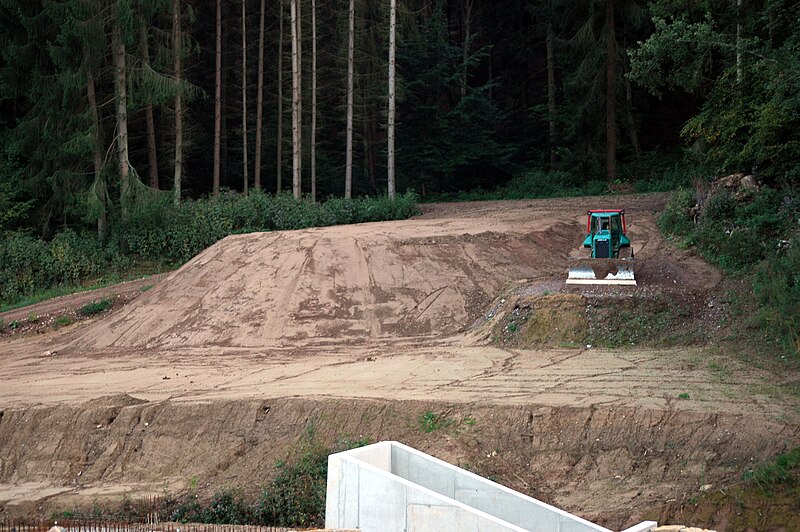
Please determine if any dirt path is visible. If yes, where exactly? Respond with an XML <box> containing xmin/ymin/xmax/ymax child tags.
<box><xmin>0</xmin><ymin>274</ymin><xmax>167</xmax><ymax>325</ymax></box>
<box><xmin>0</xmin><ymin>193</ymin><xmax>798</xmax><ymax>526</ymax></box>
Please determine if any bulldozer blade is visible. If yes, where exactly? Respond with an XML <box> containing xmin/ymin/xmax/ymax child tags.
<box><xmin>566</xmin><ymin>258</ymin><xmax>636</xmax><ymax>286</ymax></box>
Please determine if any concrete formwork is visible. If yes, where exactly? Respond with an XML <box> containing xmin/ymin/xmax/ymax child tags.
<box><xmin>326</xmin><ymin>441</ymin><xmax>657</xmax><ymax>532</ymax></box>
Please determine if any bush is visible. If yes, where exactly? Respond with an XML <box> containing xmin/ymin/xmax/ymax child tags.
<box><xmin>0</xmin><ymin>230</ymin><xmax>104</xmax><ymax>305</ymax></box>
<box><xmin>754</xmin><ymin>237</ymin><xmax>800</xmax><ymax>356</ymax></box>
<box><xmin>0</xmin><ymin>191</ymin><xmax>419</xmax><ymax>307</ymax></box>
<box><xmin>254</xmin><ymin>429</ymin><xmax>371</xmax><ymax>527</ymax></box>
<box><xmin>162</xmin><ymin>429</ymin><xmax>370</xmax><ymax>526</ymax></box>
<box><xmin>660</xmin><ymin>185</ymin><xmax>799</xmax><ymax>358</ymax></box>
<box><xmin>79</xmin><ymin>298</ymin><xmax>113</xmax><ymax>316</ymax></box>
<box><xmin>119</xmin><ymin>191</ymin><xmax>420</xmax><ymax>263</ymax></box>
<box><xmin>657</xmin><ymin>188</ymin><xmax>697</xmax><ymax>238</ymax></box>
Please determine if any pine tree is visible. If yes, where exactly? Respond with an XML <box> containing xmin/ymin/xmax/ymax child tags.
<box><xmin>255</xmin><ymin>0</ymin><xmax>267</xmax><ymax>190</ymax></box>
<box><xmin>213</xmin><ymin>0</ymin><xmax>222</xmax><ymax>196</ymax></box>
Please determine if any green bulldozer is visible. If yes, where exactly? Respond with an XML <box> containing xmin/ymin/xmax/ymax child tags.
<box><xmin>566</xmin><ymin>209</ymin><xmax>636</xmax><ymax>285</ymax></box>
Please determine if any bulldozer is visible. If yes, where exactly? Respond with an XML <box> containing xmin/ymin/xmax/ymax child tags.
<box><xmin>566</xmin><ymin>209</ymin><xmax>636</xmax><ymax>285</ymax></box>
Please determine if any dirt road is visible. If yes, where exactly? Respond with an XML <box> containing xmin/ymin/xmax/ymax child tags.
<box><xmin>0</xmin><ymin>193</ymin><xmax>797</xmax><ymax>527</ymax></box>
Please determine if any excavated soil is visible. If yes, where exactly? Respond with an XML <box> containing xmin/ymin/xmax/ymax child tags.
<box><xmin>1</xmin><ymin>193</ymin><xmax>798</xmax><ymax>528</ymax></box>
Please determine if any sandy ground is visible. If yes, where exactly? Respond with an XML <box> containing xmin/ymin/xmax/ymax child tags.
<box><xmin>1</xmin><ymin>193</ymin><xmax>798</xmax><ymax>525</ymax></box>
<box><xmin>2</xmin><ymin>193</ymin><xmax>785</xmax><ymax>418</ymax></box>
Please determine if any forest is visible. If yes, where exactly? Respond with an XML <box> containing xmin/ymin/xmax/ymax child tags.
<box><xmin>0</xmin><ymin>0</ymin><xmax>799</xmax><ymax>321</ymax></box>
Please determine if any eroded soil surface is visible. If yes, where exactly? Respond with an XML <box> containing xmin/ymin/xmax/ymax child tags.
<box><xmin>1</xmin><ymin>194</ymin><xmax>797</xmax><ymax>528</ymax></box>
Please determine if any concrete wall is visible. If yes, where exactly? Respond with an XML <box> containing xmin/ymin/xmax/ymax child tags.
<box><xmin>326</xmin><ymin>441</ymin><xmax>656</xmax><ymax>532</ymax></box>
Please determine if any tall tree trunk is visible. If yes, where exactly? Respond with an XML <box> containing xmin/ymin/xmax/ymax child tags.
<box><xmin>605</xmin><ymin>0</ymin><xmax>616</xmax><ymax>182</ymax></box>
<box><xmin>173</xmin><ymin>0</ymin><xmax>183</xmax><ymax>206</ymax></box>
<box><xmin>365</xmin><ymin>110</ymin><xmax>377</xmax><ymax>190</ymax></box>
<box><xmin>387</xmin><ymin>0</ymin><xmax>397</xmax><ymax>200</ymax></box>
<box><xmin>87</xmin><ymin>62</ymin><xmax>106</xmax><ymax>240</ymax></box>
<box><xmin>297</xmin><ymin>0</ymin><xmax>302</xmax><ymax>185</ymax></box>
<box><xmin>461</xmin><ymin>0</ymin><xmax>472</xmax><ymax>98</ymax></box>
<box><xmin>255</xmin><ymin>0</ymin><xmax>266</xmax><ymax>190</ymax></box>
<box><xmin>277</xmin><ymin>0</ymin><xmax>284</xmax><ymax>192</ymax></box>
<box><xmin>735</xmin><ymin>0</ymin><xmax>742</xmax><ymax>84</ymax></box>
<box><xmin>213</xmin><ymin>0</ymin><xmax>222</xmax><ymax>196</ymax></box>
<box><xmin>112</xmin><ymin>20</ymin><xmax>130</xmax><ymax>220</ymax></box>
<box><xmin>546</xmin><ymin>22</ymin><xmax>556</xmax><ymax>171</ymax></box>
<box><xmin>242</xmin><ymin>0</ymin><xmax>249</xmax><ymax>195</ymax></box>
<box><xmin>291</xmin><ymin>0</ymin><xmax>301</xmax><ymax>198</ymax></box>
<box><xmin>141</xmin><ymin>24</ymin><xmax>159</xmax><ymax>189</ymax></box>
<box><xmin>622</xmin><ymin>39</ymin><xmax>641</xmax><ymax>160</ymax></box>
<box><xmin>345</xmin><ymin>0</ymin><xmax>354</xmax><ymax>198</ymax></box>
<box><xmin>310</xmin><ymin>0</ymin><xmax>317</xmax><ymax>202</ymax></box>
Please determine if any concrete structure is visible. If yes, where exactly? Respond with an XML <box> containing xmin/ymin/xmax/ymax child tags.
<box><xmin>326</xmin><ymin>441</ymin><xmax>657</xmax><ymax>532</ymax></box>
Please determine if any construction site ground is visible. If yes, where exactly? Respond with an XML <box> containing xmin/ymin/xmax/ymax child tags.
<box><xmin>1</xmin><ymin>193</ymin><xmax>798</xmax><ymax>530</ymax></box>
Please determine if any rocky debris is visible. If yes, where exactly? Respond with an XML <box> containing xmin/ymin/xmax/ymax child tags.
<box><xmin>710</xmin><ymin>172</ymin><xmax>759</xmax><ymax>195</ymax></box>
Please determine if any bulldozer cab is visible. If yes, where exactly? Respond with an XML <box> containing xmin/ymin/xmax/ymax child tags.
<box><xmin>583</xmin><ymin>211</ymin><xmax>627</xmax><ymax>249</ymax></box>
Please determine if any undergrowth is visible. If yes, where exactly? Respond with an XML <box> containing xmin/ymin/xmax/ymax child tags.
<box><xmin>743</xmin><ymin>447</ymin><xmax>800</xmax><ymax>493</ymax></box>
<box><xmin>163</xmin><ymin>426</ymin><xmax>371</xmax><ymax>526</ymax></box>
<box><xmin>0</xmin><ymin>191</ymin><xmax>418</xmax><ymax>308</ymax></box>
<box><xmin>659</xmin><ymin>185</ymin><xmax>800</xmax><ymax>359</ymax></box>
<box><xmin>426</xmin><ymin>159</ymin><xmax>691</xmax><ymax>202</ymax></box>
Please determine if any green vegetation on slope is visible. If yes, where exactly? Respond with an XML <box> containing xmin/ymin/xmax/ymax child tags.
<box><xmin>659</xmin><ymin>185</ymin><xmax>799</xmax><ymax>358</ymax></box>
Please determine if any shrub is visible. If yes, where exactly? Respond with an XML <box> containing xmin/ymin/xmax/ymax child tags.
<box><xmin>657</xmin><ymin>187</ymin><xmax>696</xmax><ymax>238</ymax></box>
<box><xmin>79</xmin><ymin>299</ymin><xmax>113</xmax><ymax>316</ymax></box>
<box><xmin>754</xmin><ymin>237</ymin><xmax>800</xmax><ymax>356</ymax></box>
<box><xmin>660</xmin><ymin>185</ymin><xmax>799</xmax><ymax>358</ymax></box>
<box><xmin>254</xmin><ymin>429</ymin><xmax>370</xmax><ymax>527</ymax></box>
<box><xmin>119</xmin><ymin>191</ymin><xmax>420</xmax><ymax>264</ymax></box>
<box><xmin>0</xmin><ymin>191</ymin><xmax>419</xmax><ymax>307</ymax></box>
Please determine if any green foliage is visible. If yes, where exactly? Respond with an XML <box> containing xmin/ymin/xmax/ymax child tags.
<box><xmin>431</xmin><ymin>169</ymin><xmax>607</xmax><ymax>202</ymax></box>
<box><xmin>79</xmin><ymin>298</ymin><xmax>113</xmax><ymax>316</ymax></box>
<box><xmin>658</xmin><ymin>188</ymin><xmax>697</xmax><ymax>238</ymax></box>
<box><xmin>630</xmin><ymin>3</ymin><xmax>800</xmax><ymax>183</ymax></box>
<box><xmin>168</xmin><ymin>488</ymin><xmax>252</xmax><ymax>524</ymax></box>
<box><xmin>417</xmin><ymin>411</ymin><xmax>455</xmax><ymax>433</ymax></box>
<box><xmin>678</xmin><ymin>392</ymin><xmax>690</xmax><ymax>399</ymax></box>
<box><xmin>119</xmin><ymin>191</ymin><xmax>419</xmax><ymax>263</ymax></box>
<box><xmin>743</xmin><ymin>447</ymin><xmax>800</xmax><ymax>493</ymax></box>
<box><xmin>254</xmin><ymin>429</ymin><xmax>370</xmax><ymax>528</ymax></box>
<box><xmin>396</xmin><ymin>1</ymin><xmax>513</xmax><ymax>192</ymax></box>
<box><xmin>164</xmin><ymin>429</ymin><xmax>370</xmax><ymax>526</ymax></box>
<box><xmin>754</xmin><ymin>235</ymin><xmax>800</xmax><ymax>357</ymax></box>
<box><xmin>0</xmin><ymin>192</ymin><xmax>418</xmax><ymax>307</ymax></box>
<box><xmin>660</xmin><ymin>186</ymin><xmax>800</xmax><ymax>357</ymax></box>
<box><xmin>53</xmin><ymin>316</ymin><xmax>74</xmax><ymax>329</ymax></box>
<box><xmin>0</xmin><ymin>230</ymin><xmax>105</xmax><ymax>305</ymax></box>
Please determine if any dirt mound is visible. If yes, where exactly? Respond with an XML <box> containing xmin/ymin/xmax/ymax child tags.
<box><xmin>57</xmin><ymin>195</ymin><xmax>720</xmax><ymax>352</ymax></box>
<box><xmin>64</xmin><ymin>220</ymin><xmax>580</xmax><ymax>351</ymax></box>
<box><xmin>485</xmin><ymin>293</ymin><xmax>588</xmax><ymax>347</ymax></box>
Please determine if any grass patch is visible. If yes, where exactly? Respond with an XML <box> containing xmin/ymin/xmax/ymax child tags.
<box><xmin>53</xmin><ymin>315</ymin><xmax>74</xmax><ymax>328</ymax></box>
<box><xmin>417</xmin><ymin>411</ymin><xmax>455</xmax><ymax>433</ymax></box>
<box><xmin>78</xmin><ymin>298</ymin><xmax>113</xmax><ymax>316</ymax></box>
<box><xmin>586</xmin><ymin>295</ymin><xmax>697</xmax><ymax>348</ymax></box>
<box><xmin>743</xmin><ymin>447</ymin><xmax>800</xmax><ymax>493</ymax></box>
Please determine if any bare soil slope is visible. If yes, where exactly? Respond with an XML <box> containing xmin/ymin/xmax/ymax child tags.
<box><xmin>1</xmin><ymin>194</ymin><xmax>796</xmax><ymax>528</ymax></box>
<box><xmin>62</xmin><ymin>193</ymin><xmax>716</xmax><ymax>352</ymax></box>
